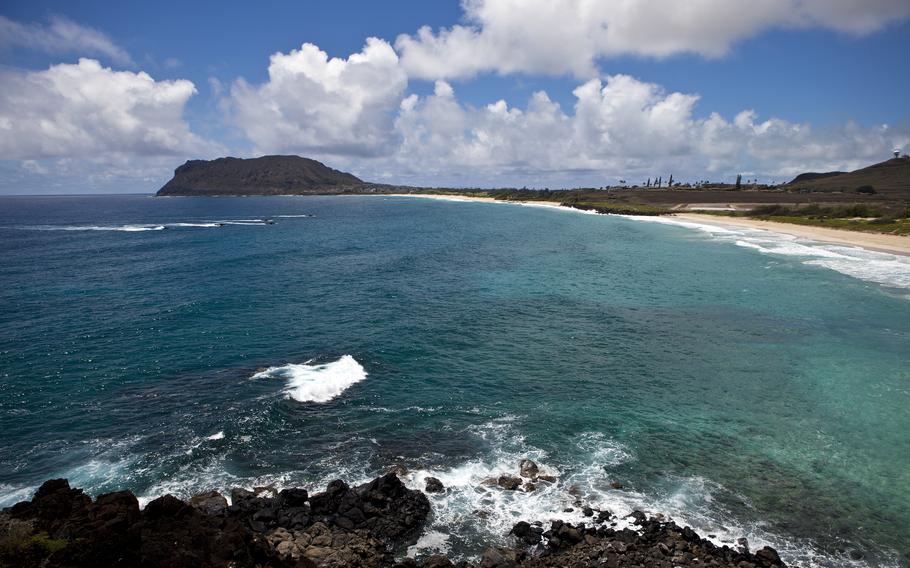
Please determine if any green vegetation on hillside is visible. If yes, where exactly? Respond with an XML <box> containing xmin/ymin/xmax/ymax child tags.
<box><xmin>485</xmin><ymin>188</ymin><xmax>671</xmax><ymax>215</ymax></box>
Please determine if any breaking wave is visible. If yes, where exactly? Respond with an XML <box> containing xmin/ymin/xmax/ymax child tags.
<box><xmin>251</xmin><ymin>355</ymin><xmax>368</xmax><ymax>403</ymax></box>
<box><xmin>399</xmin><ymin>420</ymin><xmax>894</xmax><ymax>567</ymax></box>
<box><xmin>625</xmin><ymin>216</ymin><xmax>910</xmax><ymax>291</ymax></box>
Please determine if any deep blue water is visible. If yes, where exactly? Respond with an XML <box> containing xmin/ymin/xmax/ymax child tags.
<box><xmin>0</xmin><ymin>195</ymin><xmax>908</xmax><ymax>567</ymax></box>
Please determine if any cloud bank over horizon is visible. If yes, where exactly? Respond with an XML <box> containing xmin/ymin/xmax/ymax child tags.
<box><xmin>0</xmin><ymin>1</ymin><xmax>908</xmax><ymax>192</ymax></box>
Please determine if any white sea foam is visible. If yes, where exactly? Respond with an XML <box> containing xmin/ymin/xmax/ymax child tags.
<box><xmin>68</xmin><ymin>414</ymin><xmax>893</xmax><ymax>567</ymax></box>
<box><xmin>0</xmin><ymin>483</ymin><xmax>36</xmax><ymax>508</ymax></box>
<box><xmin>251</xmin><ymin>355</ymin><xmax>367</xmax><ymax>403</ymax></box>
<box><xmin>407</xmin><ymin>530</ymin><xmax>452</xmax><ymax>557</ymax></box>
<box><xmin>207</xmin><ymin>431</ymin><xmax>225</xmax><ymax>440</ymax></box>
<box><xmin>396</xmin><ymin>419</ymin><xmax>893</xmax><ymax>567</ymax></box>
<box><xmin>625</xmin><ymin>216</ymin><xmax>910</xmax><ymax>291</ymax></box>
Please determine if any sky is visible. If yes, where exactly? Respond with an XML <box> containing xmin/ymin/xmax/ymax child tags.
<box><xmin>1</xmin><ymin>0</ymin><xmax>909</xmax><ymax>194</ymax></box>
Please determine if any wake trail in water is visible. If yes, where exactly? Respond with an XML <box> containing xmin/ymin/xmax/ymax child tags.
<box><xmin>11</xmin><ymin>218</ymin><xmax>288</xmax><ymax>231</ymax></box>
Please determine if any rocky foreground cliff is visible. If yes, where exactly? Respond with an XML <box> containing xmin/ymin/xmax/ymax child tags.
<box><xmin>156</xmin><ymin>156</ymin><xmax>366</xmax><ymax>196</ymax></box>
<box><xmin>0</xmin><ymin>462</ymin><xmax>789</xmax><ymax>568</ymax></box>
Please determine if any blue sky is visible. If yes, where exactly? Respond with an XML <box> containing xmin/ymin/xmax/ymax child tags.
<box><xmin>1</xmin><ymin>0</ymin><xmax>909</xmax><ymax>193</ymax></box>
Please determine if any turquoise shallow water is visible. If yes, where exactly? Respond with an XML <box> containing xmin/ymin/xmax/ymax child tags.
<box><xmin>0</xmin><ymin>195</ymin><xmax>908</xmax><ymax>566</ymax></box>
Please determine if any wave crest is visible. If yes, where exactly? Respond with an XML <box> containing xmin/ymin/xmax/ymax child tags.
<box><xmin>625</xmin><ymin>216</ymin><xmax>910</xmax><ymax>291</ymax></box>
<box><xmin>251</xmin><ymin>355</ymin><xmax>367</xmax><ymax>403</ymax></box>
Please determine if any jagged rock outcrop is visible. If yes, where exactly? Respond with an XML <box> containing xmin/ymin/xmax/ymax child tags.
<box><xmin>2</xmin><ymin>479</ymin><xmax>293</xmax><ymax>567</ymax></box>
<box><xmin>1</xmin><ymin>473</ymin><xmax>789</xmax><ymax>568</ymax></box>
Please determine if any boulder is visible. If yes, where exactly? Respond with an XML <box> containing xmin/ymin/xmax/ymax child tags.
<box><xmin>755</xmin><ymin>546</ymin><xmax>784</xmax><ymax>566</ymax></box>
<box><xmin>189</xmin><ymin>490</ymin><xmax>228</xmax><ymax>516</ymax></box>
<box><xmin>309</xmin><ymin>480</ymin><xmax>351</xmax><ymax>516</ymax></box>
<box><xmin>422</xmin><ymin>554</ymin><xmax>455</xmax><ymax>568</ymax></box>
<box><xmin>510</xmin><ymin>521</ymin><xmax>541</xmax><ymax>546</ymax></box>
<box><xmin>425</xmin><ymin>477</ymin><xmax>445</xmax><ymax>493</ymax></box>
<box><xmin>2</xmin><ymin>475</ymin><xmax>796</xmax><ymax>568</ymax></box>
<box><xmin>479</xmin><ymin>547</ymin><xmax>521</xmax><ymax>568</ymax></box>
<box><xmin>389</xmin><ymin>464</ymin><xmax>409</xmax><ymax>478</ymax></box>
<box><xmin>518</xmin><ymin>460</ymin><xmax>539</xmax><ymax>479</ymax></box>
<box><xmin>278</xmin><ymin>488</ymin><xmax>309</xmax><ymax>508</ymax></box>
<box><xmin>497</xmin><ymin>475</ymin><xmax>522</xmax><ymax>491</ymax></box>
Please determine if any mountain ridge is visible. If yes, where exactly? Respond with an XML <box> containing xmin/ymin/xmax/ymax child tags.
<box><xmin>786</xmin><ymin>157</ymin><xmax>910</xmax><ymax>193</ymax></box>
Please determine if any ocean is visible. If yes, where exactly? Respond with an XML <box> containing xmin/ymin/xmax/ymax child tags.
<box><xmin>1</xmin><ymin>194</ymin><xmax>908</xmax><ymax>567</ymax></box>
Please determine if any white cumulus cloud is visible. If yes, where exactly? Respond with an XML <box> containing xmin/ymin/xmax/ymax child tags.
<box><xmin>230</xmin><ymin>38</ymin><xmax>408</xmax><ymax>158</ymax></box>
<box><xmin>224</xmin><ymin>39</ymin><xmax>906</xmax><ymax>187</ymax></box>
<box><xmin>0</xmin><ymin>58</ymin><xmax>216</xmax><ymax>160</ymax></box>
<box><xmin>396</xmin><ymin>0</ymin><xmax>910</xmax><ymax>79</ymax></box>
<box><xmin>370</xmin><ymin>75</ymin><xmax>906</xmax><ymax>187</ymax></box>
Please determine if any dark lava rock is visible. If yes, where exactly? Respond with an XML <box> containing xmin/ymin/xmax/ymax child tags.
<box><xmin>278</xmin><ymin>488</ymin><xmax>309</xmax><ymax>508</ymax></box>
<box><xmin>518</xmin><ymin>460</ymin><xmax>539</xmax><ymax>479</ymax></box>
<box><xmin>303</xmin><ymin>473</ymin><xmax>430</xmax><ymax>545</ymax></box>
<box><xmin>511</xmin><ymin>521</ymin><xmax>532</xmax><ymax>538</ymax></box>
<box><xmin>421</xmin><ymin>554</ymin><xmax>455</xmax><ymax>567</ymax></box>
<box><xmin>445</xmin><ymin>516</ymin><xmax>789</xmax><ymax>568</ymax></box>
<box><xmin>425</xmin><ymin>477</ymin><xmax>445</xmax><ymax>493</ymax></box>
<box><xmin>2</xmin><ymin>474</ymin><xmax>429</xmax><ymax>567</ymax></box>
<box><xmin>4</xmin><ymin>476</ymin><xmax>792</xmax><ymax>568</ymax></box>
<box><xmin>190</xmin><ymin>490</ymin><xmax>229</xmax><ymax>516</ymax></box>
<box><xmin>389</xmin><ymin>464</ymin><xmax>409</xmax><ymax>478</ymax></box>
<box><xmin>497</xmin><ymin>475</ymin><xmax>522</xmax><ymax>491</ymax></box>
<box><xmin>756</xmin><ymin>546</ymin><xmax>784</xmax><ymax>565</ymax></box>
<box><xmin>509</xmin><ymin>521</ymin><xmax>542</xmax><ymax>546</ymax></box>
<box><xmin>2</xmin><ymin>479</ymin><xmax>295</xmax><ymax>568</ymax></box>
<box><xmin>479</xmin><ymin>547</ymin><xmax>523</xmax><ymax>567</ymax></box>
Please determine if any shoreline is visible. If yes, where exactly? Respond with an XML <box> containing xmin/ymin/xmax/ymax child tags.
<box><xmin>2</xmin><ymin>473</ymin><xmax>791</xmax><ymax>568</ymax></box>
<box><xmin>391</xmin><ymin>193</ymin><xmax>910</xmax><ymax>257</ymax></box>
<box><xmin>672</xmin><ymin>213</ymin><xmax>910</xmax><ymax>257</ymax></box>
